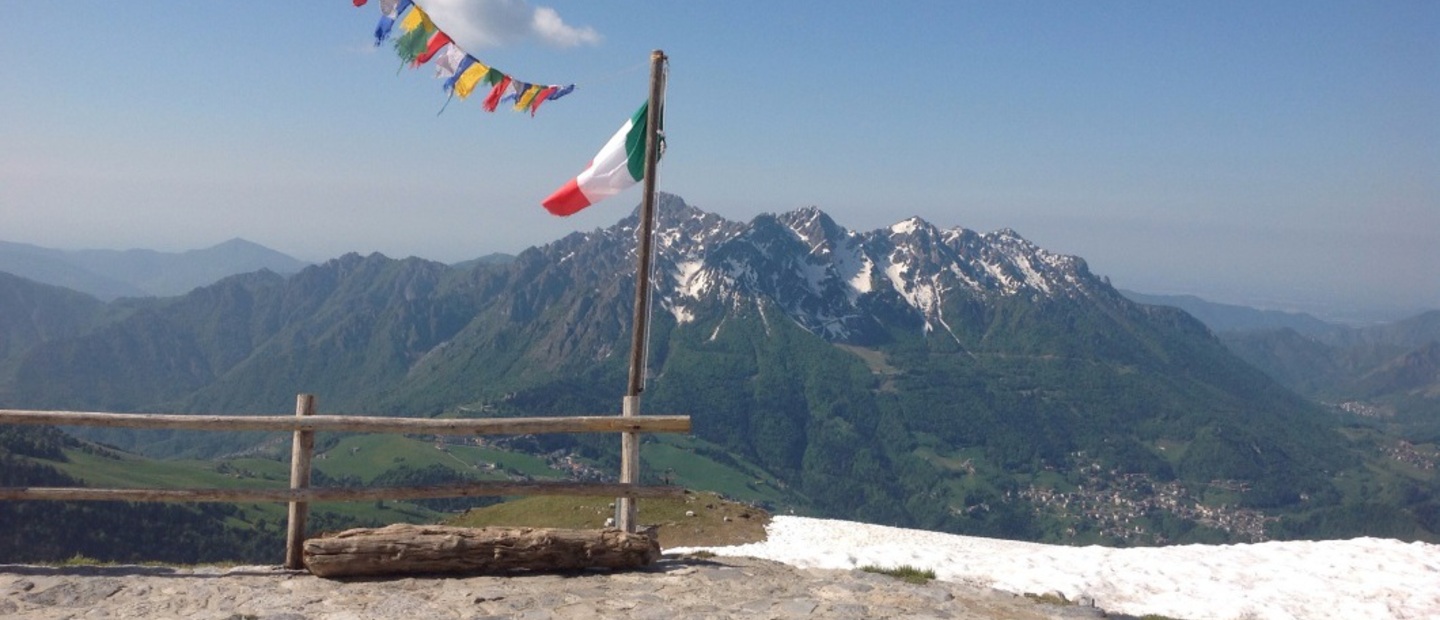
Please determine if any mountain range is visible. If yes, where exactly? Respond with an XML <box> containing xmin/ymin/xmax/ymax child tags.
<box><xmin>0</xmin><ymin>238</ymin><xmax>309</xmax><ymax>300</ymax></box>
<box><xmin>1218</xmin><ymin>312</ymin><xmax>1440</xmax><ymax>438</ymax></box>
<box><xmin>1118</xmin><ymin>291</ymin><xmax>1439</xmax><ymax>438</ymax></box>
<box><xmin>1118</xmin><ymin>291</ymin><xmax>1344</xmax><ymax>337</ymax></box>
<box><xmin>2</xmin><ymin>194</ymin><xmax>1436</xmax><ymax>544</ymax></box>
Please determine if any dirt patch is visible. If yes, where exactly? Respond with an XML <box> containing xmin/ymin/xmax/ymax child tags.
<box><xmin>0</xmin><ymin>556</ymin><xmax>1090</xmax><ymax>620</ymax></box>
<box><xmin>443</xmin><ymin>490</ymin><xmax>770</xmax><ymax>549</ymax></box>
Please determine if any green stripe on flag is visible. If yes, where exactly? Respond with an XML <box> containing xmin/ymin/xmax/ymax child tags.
<box><xmin>624</xmin><ymin>102</ymin><xmax>649</xmax><ymax>182</ymax></box>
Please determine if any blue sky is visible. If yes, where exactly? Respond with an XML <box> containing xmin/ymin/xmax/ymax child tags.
<box><xmin>2</xmin><ymin>1</ymin><xmax>1435</xmax><ymax>321</ymax></box>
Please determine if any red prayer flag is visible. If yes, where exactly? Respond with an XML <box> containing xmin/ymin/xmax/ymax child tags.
<box><xmin>482</xmin><ymin>76</ymin><xmax>512</xmax><ymax>112</ymax></box>
<box><xmin>529</xmin><ymin>86</ymin><xmax>559</xmax><ymax>116</ymax></box>
<box><xmin>414</xmin><ymin>31</ymin><xmax>453</xmax><ymax>66</ymax></box>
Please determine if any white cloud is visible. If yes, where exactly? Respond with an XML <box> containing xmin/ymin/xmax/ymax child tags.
<box><xmin>531</xmin><ymin>7</ymin><xmax>601</xmax><ymax>47</ymax></box>
<box><xmin>417</xmin><ymin>0</ymin><xmax>601</xmax><ymax>49</ymax></box>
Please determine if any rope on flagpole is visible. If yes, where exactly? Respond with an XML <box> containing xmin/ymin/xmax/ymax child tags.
<box><xmin>639</xmin><ymin>57</ymin><xmax>669</xmax><ymax>393</ymax></box>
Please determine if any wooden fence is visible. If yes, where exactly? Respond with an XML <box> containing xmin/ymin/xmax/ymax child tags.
<box><xmin>0</xmin><ymin>394</ymin><xmax>690</xmax><ymax>569</ymax></box>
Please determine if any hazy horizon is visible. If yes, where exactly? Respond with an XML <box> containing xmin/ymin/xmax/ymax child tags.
<box><xmin>3</xmin><ymin>1</ymin><xmax>1435</xmax><ymax>324</ymax></box>
<box><xmin>4</xmin><ymin>206</ymin><xmax>1430</xmax><ymax>326</ymax></box>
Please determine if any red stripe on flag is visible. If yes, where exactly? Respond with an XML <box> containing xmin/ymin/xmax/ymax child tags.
<box><xmin>542</xmin><ymin>178</ymin><xmax>592</xmax><ymax>216</ymax></box>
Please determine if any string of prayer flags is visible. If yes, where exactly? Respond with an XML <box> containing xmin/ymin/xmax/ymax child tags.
<box><xmin>352</xmin><ymin>0</ymin><xmax>574</xmax><ymax>116</ymax></box>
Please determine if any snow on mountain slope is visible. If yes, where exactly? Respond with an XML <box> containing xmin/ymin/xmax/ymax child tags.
<box><xmin>635</xmin><ymin>195</ymin><xmax>1105</xmax><ymax>342</ymax></box>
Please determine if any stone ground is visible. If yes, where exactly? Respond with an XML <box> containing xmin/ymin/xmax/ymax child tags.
<box><xmin>0</xmin><ymin>555</ymin><xmax>1139</xmax><ymax>620</ymax></box>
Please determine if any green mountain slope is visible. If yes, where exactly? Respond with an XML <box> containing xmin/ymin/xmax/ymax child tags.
<box><xmin>0</xmin><ymin>273</ymin><xmax>113</xmax><ymax>386</ymax></box>
<box><xmin>1</xmin><ymin>198</ymin><xmax>1435</xmax><ymax>546</ymax></box>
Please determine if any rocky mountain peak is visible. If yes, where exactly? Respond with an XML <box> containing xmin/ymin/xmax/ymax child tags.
<box><xmin>518</xmin><ymin>195</ymin><xmax>1114</xmax><ymax>345</ymax></box>
<box><xmin>888</xmin><ymin>216</ymin><xmax>938</xmax><ymax>238</ymax></box>
<box><xmin>545</xmin><ymin>198</ymin><xmax>1113</xmax><ymax>343</ymax></box>
<box><xmin>777</xmin><ymin>206</ymin><xmax>848</xmax><ymax>251</ymax></box>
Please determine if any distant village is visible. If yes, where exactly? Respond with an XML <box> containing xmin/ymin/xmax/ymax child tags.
<box><xmin>1384</xmin><ymin>440</ymin><xmax>1438</xmax><ymax>471</ymax></box>
<box><xmin>1013</xmin><ymin>456</ymin><xmax>1276</xmax><ymax>545</ymax></box>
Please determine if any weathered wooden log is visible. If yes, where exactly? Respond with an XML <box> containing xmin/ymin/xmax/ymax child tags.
<box><xmin>302</xmin><ymin>524</ymin><xmax>660</xmax><ymax>578</ymax></box>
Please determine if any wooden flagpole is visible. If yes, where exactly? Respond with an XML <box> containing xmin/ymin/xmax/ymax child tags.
<box><xmin>618</xmin><ymin>49</ymin><xmax>667</xmax><ymax>534</ymax></box>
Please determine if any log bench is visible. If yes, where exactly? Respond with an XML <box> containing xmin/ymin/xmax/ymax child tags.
<box><xmin>302</xmin><ymin>523</ymin><xmax>660</xmax><ymax>578</ymax></box>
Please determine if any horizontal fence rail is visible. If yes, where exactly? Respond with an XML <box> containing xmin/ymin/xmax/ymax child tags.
<box><xmin>0</xmin><ymin>481</ymin><xmax>687</xmax><ymax>503</ymax></box>
<box><xmin>0</xmin><ymin>398</ymin><xmax>690</xmax><ymax>570</ymax></box>
<box><xmin>0</xmin><ymin>409</ymin><xmax>690</xmax><ymax>436</ymax></box>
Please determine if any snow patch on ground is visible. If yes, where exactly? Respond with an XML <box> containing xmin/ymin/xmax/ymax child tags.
<box><xmin>670</xmin><ymin>516</ymin><xmax>1440</xmax><ymax>620</ymax></box>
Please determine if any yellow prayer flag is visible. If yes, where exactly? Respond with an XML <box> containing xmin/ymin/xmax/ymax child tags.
<box><xmin>514</xmin><ymin>85</ymin><xmax>542</xmax><ymax>111</ymax></box>
<box><xmin>400</xmin><ymin>6</ymin><xmax>431</xmax><ymax>33</ymax></box>
<box><xmin>455</xmin><ymin>61</ymin><xmax>490</xmax><ymax>99</ymax></box>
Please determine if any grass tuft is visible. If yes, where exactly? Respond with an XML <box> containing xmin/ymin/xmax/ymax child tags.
<box><xmin>859</xmin><ymin>564</ymin><xmax>935</xmax><ymax>584</ymax></box>
<box><xmin>1023</xmin><ymin>592</ymin><xmax>1072</xmax><ymax>606</ymax></box>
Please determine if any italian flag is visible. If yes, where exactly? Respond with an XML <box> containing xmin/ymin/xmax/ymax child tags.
<box><xmin>542</xmin><ymin>102</ymin><xmax>653</xmax><ymax>216</ymax></box>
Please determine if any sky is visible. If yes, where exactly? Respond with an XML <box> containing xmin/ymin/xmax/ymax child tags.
<box><xmin>672</xmin><ymin>516</ymin><xmax>1440</xmax><ymax>620</ymax></box>
<box><xmin>2</xmin><ymin>1</ymin><xmax>1436</xmax><ymax>322</ymax></box>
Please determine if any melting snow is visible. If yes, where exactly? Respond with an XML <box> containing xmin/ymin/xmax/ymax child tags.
<box><xmin>911</xmin><ymin>275</ymin><xmax>939</xmax><ymax>314</ymax></box>
<box><xmin>982</xmin><ymin>258</ymin><xmax>1020</xmax><ymax>293</ymax></box>
<box><xmin>1012</xmin><ymin>252</ymin><xmax>1053</xmax><ymax>295</ymax></box>
<box><xmin>883</xmin><ymin>255</ymin><xmax>910</xmax><ymax>299</ymax></box>
<box><xmin>948</xmin><ymin>263</ymin><xmax>980</xmax><ymax>291</ymax></box>
<box><xmin>884</xmin><ymin>252</ymin><xmax>940</xmax><ymax>315</ymax></box>
<box><xmin>797</xmin><ymin>259</ymin><xmax>830</xmax><ymax>295</ymax></box>
<box><xmin>672</xmin><ymin>516</ymin><xmax>1440</xmax><ymax>620</ymax></box>
<box><xmin>890</xmin><ymin>218</ymin><xmax>922</xmax><ymax>236</ymax></box>
<box><xmin>668</xmin><ymin>304</ymin><xmax>695</xmax><ymax>324</ymax></box>
<box><xmin>834</xmin><ymin>242</ymin><xmax>873</xmax><ymax>302</ymax></box>
<box><xmin>674</xmin><ymin>260</ymin><xmax>708</xmax><ymax>298</ymax></box>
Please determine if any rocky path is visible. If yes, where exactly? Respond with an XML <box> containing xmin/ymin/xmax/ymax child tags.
<box><xmin>1</xmin><ymin>555</ymin><xmax>1122</xmax><ymax>620</ymax></box>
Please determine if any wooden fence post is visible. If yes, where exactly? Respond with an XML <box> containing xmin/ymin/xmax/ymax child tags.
<box><xmin>284</xmin><ymin>393</ymin><xmax>316</xmax><ymax>570</ymax></box>
<box><xmin>617</xmin><ymin>395</ymin><xmax>640</xmax><ymax>533</ymax></box>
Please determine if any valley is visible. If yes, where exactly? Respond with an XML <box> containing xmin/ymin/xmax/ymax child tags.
<box><xmin>1</xmin><ymin>194</ymin><xmax>1437</xmax><ymax>563</ymax></box>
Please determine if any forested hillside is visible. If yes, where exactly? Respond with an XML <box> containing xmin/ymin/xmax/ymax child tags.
<box><xmin>2</xmin><ymin>196</ymin><xmax>1436</xmax><ymax>549</ymax></box>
